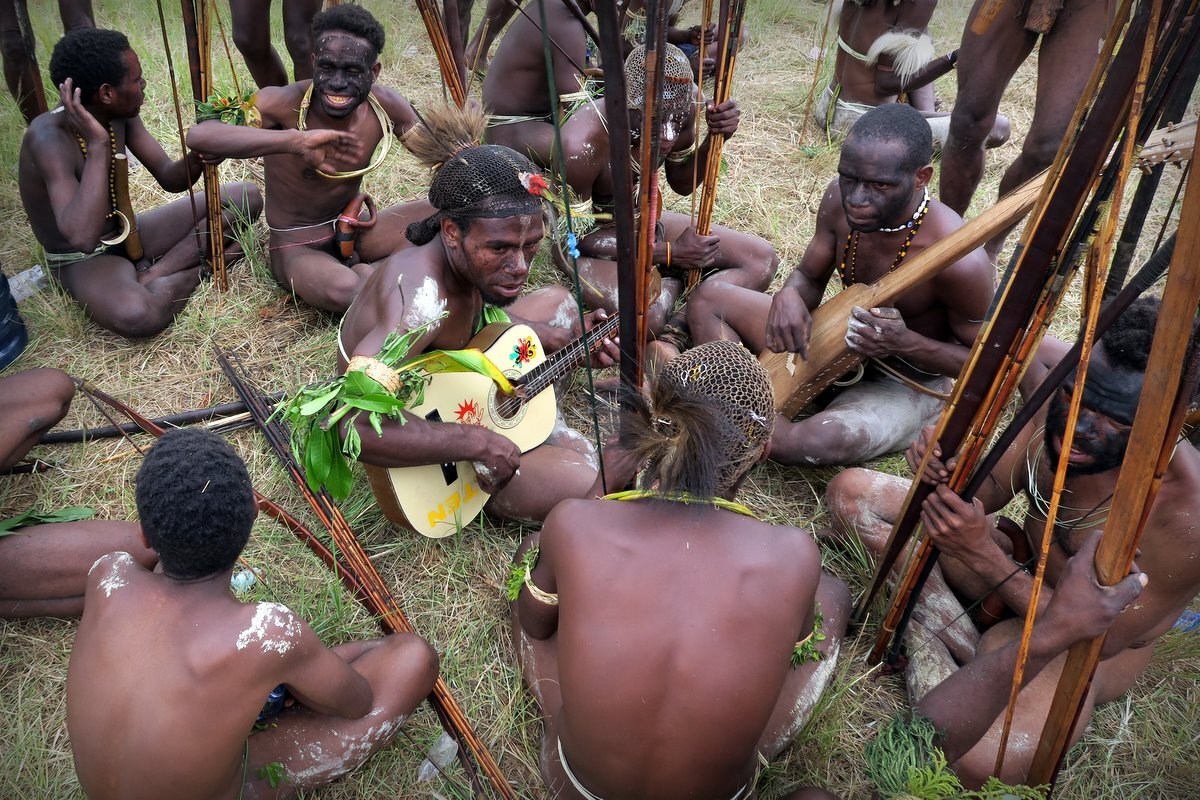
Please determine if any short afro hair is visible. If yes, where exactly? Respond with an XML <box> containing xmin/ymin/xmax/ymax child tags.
<box><xmin>1100</xmin><ymin>296</ymin><xmax>1165</xmax><ymax>373</ymax></box>
<box><xmin>49</xmin><ymin>29</ymin><xmax>131</xmax><ymax>105</ymax></box>
<box><xmin>846</xmin><ymin>103</ymin><xmax>933</xmax><ymax>173</ymax></box>
<box><xmin>135</xmin><ymin>428</ymin><xmax>256</xmax><ymax>580</ymax></box>
<box><xmin>312</xmin><ymin>4</ymin><xmax>385</xmax><ymax>58</ymax></box>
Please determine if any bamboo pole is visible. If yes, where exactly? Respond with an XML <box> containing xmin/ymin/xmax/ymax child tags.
<box><xmin>630</xmin><ymin>0</ymin><xmax>670</xmax><ymax>388</ymax></box>
<box><xmin>861</xmin><ymin>0</ymin><xmax>1148</xmax><ymax>661</ymax></box>
<box><xmin>687</xmin><ymin>0</ymin><xmax>746</xmax><ymax>292</ymax></box>
<box><xmin>415</xmin><ymin>0</ymin><xmax>468</xmax><ymax>106</ymax></box>
<box><xmin>1027</xmin><ymin>123</ymin><xmax>1200</xmax><ymax>788</ymax></box>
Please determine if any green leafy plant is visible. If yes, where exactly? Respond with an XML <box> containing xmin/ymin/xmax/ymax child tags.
<box><xmin>195</xmin><ymin>90</ymin><xmax>261</xmax><ymax>127</ymax></box>
<box><xmin>505</xmin><ymin>548</ymin><xmax>540</xmax><ymax>601</ymax></box>
<box><xmin>0</xmin><ymin>506</ymin><xmax>94</xmax><ymax>535</ymax></box>
<box><xmin>257</xmin><ymin>761</ymin><xmax>287</xmax><ymax>788</ymax></box>
<box><xmin>277</xmin><ymin>314</ymin><xmax>513</xmax><ymax>501</ymax></box>
<box><xmin>791</xmin><ymin>604</ymin><xmax>826</xmax><ymax>667</ymax></box>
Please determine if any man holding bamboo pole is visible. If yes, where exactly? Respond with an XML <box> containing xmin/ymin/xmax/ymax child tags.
<box><xmin>187</xmin><ymin>5</ymin><xmax>429</xmax><ymax>313</ymax></box>
<box><xmin>553</xmin><ymin>43</ymin><xmax>778</xmax><ymax>344</ymax></box>
<box><xmin>825</xmin><ymin>297</ymin><xmax>1200</xmax><ymax>786</ymax></box>
<box><xmin>65</xmin><ymin>428</ymin><xmax>439</xmax><ymax>800</ymax></box>
<box><xmin>687</xmin><ymin>103</ymin><xmax>993</xmax><ymax>466</ymax></box>
<box><xmin>20</xmin><ymin>28</ymin><xmax>262</xmax><ymax>339</ymax></box>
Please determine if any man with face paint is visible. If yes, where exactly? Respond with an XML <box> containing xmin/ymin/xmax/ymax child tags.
<box><xmin>20</xmin><ymin>28</ymin><xmax>263</xmax><ymax>339</ymax></box>
<box><xmin>187</xmin><ymin>4</ymin><xmax>429</xmax><ymax>314</ymax></box>
<box><xmin>824</xmin><ymin>296</ymin><xmax>1200</xmax><ymax>787</ymax></box>
<box><xmin>686</xmin><ymin>103</ymin><xmax>994</xmax><ymax>466</ymax></box>
<box><xmin>337</xmin><ymin>104</ymin><xmax>633</xmax><ymax>525</ymax></box>
<box><xmin>551</xmin><ymin>43</ymin><xmax>779</xmax><ymax>349</ymax></box>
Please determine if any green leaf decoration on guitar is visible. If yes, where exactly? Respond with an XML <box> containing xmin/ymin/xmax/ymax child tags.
<box><xmin>278</xmin><ymin>313</ymin><xmax>513</xmax><ymax>501</ymax></box>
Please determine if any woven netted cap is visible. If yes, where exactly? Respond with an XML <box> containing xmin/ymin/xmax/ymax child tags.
<box><xmin>408</xmin><ymin>144</ymin><xmax>545</xmax><ymax>245</ymax></box>
<box><xmin>659</xmin><ymin>340</ymin><xmax>775</xmax><ymax>489</ymax></box>
<box><xmin>625</xmin><ymin>43</ymin><xmax>696</xmax><ymax>116</ymax></box>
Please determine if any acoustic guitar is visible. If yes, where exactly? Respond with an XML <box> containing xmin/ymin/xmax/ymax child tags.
<box><xmin>365</xmin><ymin>314</ymin><xmax>619</xmax><ymax>537</ymax></box>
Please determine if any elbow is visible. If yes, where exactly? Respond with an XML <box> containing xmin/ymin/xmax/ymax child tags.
<box><xmin>65</xmin><ymin>229</ymin><xmax>102</xmax><ymax>254</ymax></box>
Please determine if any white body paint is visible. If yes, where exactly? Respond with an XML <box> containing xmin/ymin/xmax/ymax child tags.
<box><xmin>405</xmin><ymin>276</ymin><xmax>447</xmax><ymax>330</ymax></box>
<box><xmin>236</xmin><ymin>602</ymin><xmax>302</xmax><ymax>656</ymax></box>
<box><xmin>93</xmin><ymin>551</ymin><xmax>134</xmax><ymax>597</ymax></box>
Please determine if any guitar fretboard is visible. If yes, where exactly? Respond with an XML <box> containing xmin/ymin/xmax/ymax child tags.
<box><xmin>521</xmin><ymin>313</ymin><xmax>621</xmax><ymax>397</ymax></box>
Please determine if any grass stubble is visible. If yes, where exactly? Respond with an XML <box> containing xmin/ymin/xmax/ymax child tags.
<box><xmin>0</xmin><ymin>0</ymin><xmax>1196</xmax><ymax>798</ymax></box>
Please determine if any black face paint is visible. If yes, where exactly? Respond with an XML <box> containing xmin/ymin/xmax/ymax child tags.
<box><xmin>312</xmin><ymin>32</ymin><xmax>375</xmax><ymax>119</ymax></box>
<box><xmin>837</xmin><ymin>139</ymin><xmax>919</xmax><ymax>233</ymax></box>
<box><xmin>1044</xmin><ymin>358</ymin><xmax>1143</xmax><ymax>476</ymax></box>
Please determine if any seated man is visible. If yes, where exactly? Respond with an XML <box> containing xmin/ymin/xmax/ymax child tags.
<box><xmin>20</xmin><ymin>28</ymin><xmax>262</xmax><ymax>339</ymax></box>
<box><xmin>826</xmin><ymin>297</ymin><xmax>1200</xmax><ymax>786</ymax></box>
<box><xmin>481</xmin><ymin>0</ymin><xmax>596</xmax><ymax>168</ymax></box>
<box><xmin>557</xmin><ymin>44</ymin><xmax>778</xmax><ymax>343</ymax></box>
<box><xmin>338</xmin><ymin>105</ymin><xmax>629</xmax><ymax>524</ymax></box>
<box><xmin>187</xmin><ymin>4</ymin><xmax>429</xmax><ymax>313</ymax></box>
<box><xmin>510</xmin><ymin>340</ymin><xmax>850</xmax><ymax>799</ymax></box>
<box><xmin>0</xmin><ymin>367</ymin><xmax>156</xmax><ymax>618</ymax></box>
<box><xmin>66</xmin><ymin>428</ymin><xmax>439</xmax><ymax>799</ymax></box>
<box><xmin>687</xmin><ymin>103</ymin><xmax>994</xmax><ymax>466</ymax></box>
<box><xmin>817</xmin><ymin>0</ymin><xmax>1009</xmax><ymax>149</ymax></box>
<box><xmin>863</xmin><ymin>530</ymin><xmax>1146</xmax><ymax>797</ymax></box>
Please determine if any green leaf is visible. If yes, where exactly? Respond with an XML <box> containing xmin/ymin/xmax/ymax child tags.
<box><xmin>305</xmin><ymin>428</ymin><xmax>333</xmax><ymax>492</ymax></box>
<box><xmin>341</xmin><ymin>424</ymin><xmax>361</xmax><ymax>461</ymax></box>
<box><xmin>368</xmin><ymin>411</ymin><xmax>384</xmax><ymax>438</ymax></box>
<box><xmin>341</xmin><ymin>396</ymin><xmax>405</xmax><ymax>414</ymax></box>
<box><xmin>296</xmin><ymin>385</ymin><xmax>343</xmax><ymax>416</ymax></box>
<box><xmin>343</xmin><ymin>370</ymin><xmax>384</xmax><ymax>397</ymax></box>
<box><xmin>0</xmin><ymin>505</ymin><xmax>95</xmax><ymax>534</ymax></box>
<box><xmin>399</xmin><ymin>348</ymin><xmax>513</xmax><ymax>393</ymax></box>
<box><xmin>325</xmin><ymin>446</ymin><xmax>354</xmax><ymax>501</ymax></box>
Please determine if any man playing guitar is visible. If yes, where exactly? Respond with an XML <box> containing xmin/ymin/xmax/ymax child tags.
<box><xmin>337</xmin><ymin>105</ymin><xmax>630</xmax><ymax>526</ymax></box>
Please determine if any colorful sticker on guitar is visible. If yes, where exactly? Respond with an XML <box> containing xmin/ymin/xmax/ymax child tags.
<box><xmin>511</xmin><ymin>337</ymin><xmax>537</xmax><ymax>367</ymax></box>
<box><xmin>455</xmin><ymin>399</ymin><xmax>484</xmax><ymax>425</ymax></box>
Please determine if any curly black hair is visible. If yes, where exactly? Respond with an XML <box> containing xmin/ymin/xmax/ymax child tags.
<box><xmin>1099</xmin><ymin>296</ymin><xmax>1160</xmax><ymax>372</ymax></box>
<box><xmin>49</xmin><ymin>28</ymin><xmax>131</xmax><ymax>105</ymax></box>
<box><xmin>846</xmin><ymin>103</ymin><xmax>933</xmax><ymax>174</ymax></box>
<box><xmin>135</xmin><ymin>428</ymin><xmax>256</xmax><ymax>580</ymax></box>
<box><xmin>311</xmin><ymin>4</ymin><xmax>385</xmax><ymax>58</ymax></box>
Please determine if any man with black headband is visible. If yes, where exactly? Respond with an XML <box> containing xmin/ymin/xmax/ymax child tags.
<box><xmin>686</xmin><ymin>103</ymin><xmax>993</xmax><ymax>466</ymax></box>
<box><xmin>337</xmin><ymin>105</ymin><xmax>628</xmax><ymax>524</ymax></box>
<box><xmin>553</xmin><ymin>43</ymin><xmax>778</xmax><ymax>353</ymax></box>
<box><xmin>824</xmin><ymin>296</ymin><xmax>1200</xmax><ymax>786</ymax></box>
<box><xmin>187</xmin><ymin>4</ymin><xmax>428</xmax><ymax>313</ymax></box>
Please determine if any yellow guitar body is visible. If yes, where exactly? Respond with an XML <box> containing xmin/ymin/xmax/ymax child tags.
<box><xmin>365</xmin><ymin>323</ymin><xmax>557</xmax><ymax>538</ymax></box>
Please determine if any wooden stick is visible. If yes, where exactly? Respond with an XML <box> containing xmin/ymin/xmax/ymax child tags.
<box><xmin>415</xmin><ymin>0</ymin><xmax>468</xmax><ymax>106</ymax></box>
<box><xmin>13</xmin><ymin>0</ymin><xmax>47</xmax><ymax>117</ymax></box>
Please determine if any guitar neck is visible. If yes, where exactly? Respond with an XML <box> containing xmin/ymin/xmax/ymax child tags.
<box><xmin>521</xmin><ymin>314</ymin><xmax>621</xmax><ymax>396</ymax></box>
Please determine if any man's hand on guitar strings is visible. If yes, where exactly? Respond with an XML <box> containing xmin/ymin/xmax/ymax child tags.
<box><xmin>586</xmin><ymin>309</ymin><xmax>620</xmax><ymax>369</ymax></box>
<box><xmin>844</xmin><ymin>306</ymin><xmax>910</xmax><ymax>358</ymax></box>
<box><xmin>764</xmin><ymin>285</ymin><xmax>812</xmax><ymax>357</ymax></box>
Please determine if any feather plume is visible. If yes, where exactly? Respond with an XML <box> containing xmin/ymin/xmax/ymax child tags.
<box><xmin>405</xmin><ymin>101</ymin><xmax>487</xmax><ymax>171</ymax></box>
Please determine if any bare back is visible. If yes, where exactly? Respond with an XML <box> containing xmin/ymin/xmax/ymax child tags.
<box><xmin>482</xmin><ymin>1</ymin><xmax>588</xmax><ymax>118</ymax></box>
<box><xmin>543</xmin><ymin>498</ymin><xmax>821</xmax><ymax>798</ymax></box>
<box><xmin>67</xmin><ymin>555</ymin><xmax>306</xmax><ymax>800</ymax></box>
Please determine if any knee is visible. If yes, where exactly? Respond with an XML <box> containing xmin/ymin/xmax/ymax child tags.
<box><xmin>103</xmin><ymin>297</ymin><xmax>170</xmax><ymax>339</ymax></box>
<box><xmin>825</xmin><ymin>468</ymin><xmax>876</xmax><ymax>526</ymax></box>
<box><xmin>1019</xmin><ymin>129</ymin><xmax>1065</xmax><ymax>172</ymax></box>
<box><xmin>11</xmin><ymin>368</ymin><xmax>76</xmax><ymax>431</ymax></box>
<box><xmin>792</xmin><ymin>418</ymin><xmax>870</xmax><ymax>466</ymax></box>
<box><xmin>231</xmin><ymin>26</ymin><xmax>268</xmax><ymax>57</ymax></box>
<box><xmin>987</xmin><ymin>114</ymin><xmax>1012</xmax><ymax>147</ymax></box>
<box><xmin>746</xmin><ymin>240</ymin><xmax>779</xmax><ymax>290</ymax></box>
<box><xmin>684</xmin><ymin>280</ymin><xmax>722</xmax><ymax>327</ymax></box>
<box><xmin>385</xmin><ymin>634</ymin><xmax>440</xmax><ymax>695</ymax></box>
<box><xmin>311</xmin><ymin>270</ymin><xmax>364</xmax><ymax>313</ymax></box>
<box><xmin>948</xmin><ymin>102</ymin><xmax>998</xmax><ymax>148</ymax></box>
<box><xmin>283</xmin><ymin>29</ymin><xmax>313</xmax><ymax>62</ymax></box>
<box><xmin>37</xmin><ymin>368</ymin><xmax>77</xmax><ymax>414</ymax></box>
<box><xmin>0</xmin><ymin>28</ymin><xmax>28</xmax><ymax>66</ymax></box>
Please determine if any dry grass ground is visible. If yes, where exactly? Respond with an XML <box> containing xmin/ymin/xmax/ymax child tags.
<box><xmin>1</xmin><ymin>1</ymin><xmax>1196</xmax><ymax>798</ymax></box>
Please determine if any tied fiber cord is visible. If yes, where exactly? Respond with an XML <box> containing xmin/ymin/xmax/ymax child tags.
<box><xmin>213</xmin><ymin>348</ymin><xmax>515</xmax><ymax>799</ymax></box>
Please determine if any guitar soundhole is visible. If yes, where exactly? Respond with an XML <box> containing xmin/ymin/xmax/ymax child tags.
<box><xmin>489</xmin><ymin>375</ymin><xmax>528</xmax><ymax>429</ymax></box>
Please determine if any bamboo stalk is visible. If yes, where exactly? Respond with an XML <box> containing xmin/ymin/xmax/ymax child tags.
<box><xmin>862</xmin><ymin>0</ymin><xmax>1150</xmax><ymax>663</ymax></box>
<box><xmin>415</xmin><ymin>0</ymin><xmax>468</xmax><ymax>106</ymax></box>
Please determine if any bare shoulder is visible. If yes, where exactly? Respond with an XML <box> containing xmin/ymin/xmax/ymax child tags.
<box><xmin>23</xmin><ymin>112</ymin><xmax>72</xmax><ymax>158</ymax></box>
<box><xmin>371</xmin><ymin>84</ymin><xmax>416</xmax><ymax>128</ymax></box>
<box><xmin>256</xmin><ymin>83</ymin><xmax>307</xmax><ymax>127</ymax></box>
<box><xmin>86</xmin><ymin>551</ymin><xmax>143</xmax><ymax>598</ymax></box>
<box><xmin>1154</xmin><ymin>445</ymin><xmax>1200</xmax><ymax>545</ymax></box>
<box><xmin>233</xmin><ymin>600</ymin><xmax>308</xmax><ymax>658</ymax></box>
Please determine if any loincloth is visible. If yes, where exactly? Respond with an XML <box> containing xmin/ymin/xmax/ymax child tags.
<box><xmin>485</xmin><ymin>113</ymin><xmax>553</xmax><ymax>127</ymax></box>
<box><xmin>815</xmin><ymin>84</ymin><xmax>950</xmax><ymax>146</ymax></box>
<box><xmin>556</xmin><ymin>737</ymin><xmax>750</xmax><ymax>800</ymax></box>
<box><xmin>43</xmin><ymin>244</ymin><xmax>113</xmax><ymax>270</ymax></box>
